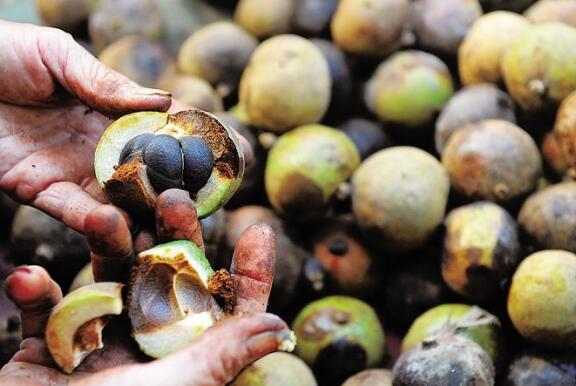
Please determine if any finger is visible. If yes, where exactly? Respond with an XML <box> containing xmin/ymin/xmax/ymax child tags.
<box><xmin>155</xmin><ymin>189</ymin><xmax>204</xmax><ymax>251</ymax></box>
<box><xmin>133</xmin><ymin>228</ymin><xmax>156</xmax><ymax>254</ymax></box>
<box><xmin>11</xmin><ymin>338</ymin><xmax>55</xmax><ymax>367</ymax></box>
<box><xmin>84</xmin><ymin>205</ymin><xmax>134</xmax><ymax>282</ymax></box>
<box><xmin>231</xmin><ymin>224</ymin><xmax>276</xmax><ymax>315</ymax></box>
<box><xmin>4</xmin><ymin>266</ymin><xmax>63</xmax><ymax>338</ymax></box>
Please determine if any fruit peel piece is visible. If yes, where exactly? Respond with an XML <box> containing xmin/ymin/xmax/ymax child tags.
<box><xmin>45</xmin><ymin>282</ymin><xmax>124</xmax><ymax>374</ymax></box>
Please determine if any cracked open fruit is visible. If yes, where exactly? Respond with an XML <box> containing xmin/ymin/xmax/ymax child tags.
<box><xmin>128</xmin><ymin>240</ymin><xmax>235</xmax><ymax>358</ymax></box>
<box><xmin>45</xmin><ymin>282</ymin><xmax>124</xmax><ymax>374</ymax></box>
<box><xmin>94</xmin><ymin>110</ymin><xmax>244</xmax><ymax>219</ymax></box>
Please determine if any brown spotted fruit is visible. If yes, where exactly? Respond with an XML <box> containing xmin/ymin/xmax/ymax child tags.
<box><xmin>45</xmin><ymin>282</ymin><xmax>124</xmax><ymax>373</ymax></box>
<box><xmin>156</xmin><ymin>74</ymin><xmax>223</xmax><ymax>113</ymax></box>
<box><xmin>234</xmin><ymin>0</ymin><xmax>294</xmax><ymax>39</ymax></box>
<box><xmin>265</xmin><ymin>124</ymin><xmax>360</xmax><ymax>220</ymax></box>
<box><xmin>342</xmin><ymin>369</ymin><xmax>392</xmax><ymax>386</ymax></box>
<box><xmin>352</xmin><ymin>147</ymin><xmax>450</xmax><ymax>253</ymax></box>
<box><xmin>239</xmin><ymin>35</ymin><xmax>331</xmax><ymax>133</ymax></box>
<box><xmin>553</xmin><ymin>90</ymin><xmax>576</xmax><ymax>168</ymax></box>
<box><xmin>365</xmin><ymin>51</ymin><xmax>454</xmax><ymax>129</ymax></box>
<box><xmin>231</xmin><ymin>352</ymin><xmax>317</xmax><ymax>386</ymax></box>
<box><xmin>442</xmin><ymin>120</ymin><xmax>542</xmax><ymax>203</ymax></box>
<box><xmin>505</xmin><ymin>349</ymin><xmax>576</xmax><ymax>386</ymax></box>
<box><xmin>524</xmin><ymin>0</ymin><xmax>576</xmax><ymax>27</ymax></box>
<box><xmin>502</xmin><ymin>22</ymin><xmax>576</xmax><ymax>111</ymax></box>
<box><xmin>541</xmin><ymin>131</ymin><xmax>571</xmax><ymax>177</ymax></box>
<box><xmin>293</xmin><ymin>296</ymin><xmax>385</xmax><ymax>385</ymax></box>
<box><xmin>442</xmin><ymin>202</ymin><xmax>520</xmax><ymax>301</ymax></box>
<box><xmin>518</xmin><ymin>182</ymin><xmax>576</xmax><ymax>252</ymax></box>
<box><xmin>507</xmin><ymin>250</ymin><xmax>576</xmax><ymax>348</ymax></box>
<box><xmin>94</xmin><ymin>110</ymin><xmax>244</xmax><ymax>219</ymax></box>
<box><xmin>459</xmin><ymin>11</ymin><xmax>530</xmax><ymax>86</ymax></box>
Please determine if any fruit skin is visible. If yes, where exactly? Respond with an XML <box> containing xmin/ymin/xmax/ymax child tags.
<box><xmin>402</xmin><ymin>304</ymin><xmax>503</xmax><ymax>367</ymax></box>
<box><xmin>293</xmin><ymin>0</ymin><xmax>338</xmax><ymax>37</ymax></box>
<box><xmin>239</xmin><ymin>35</ymin><xmax>331</xmax><ymax>133</ymax></box>
<box><xmin>541</xmin><ymin>131</ymin><xmax>570</xmax><ymax>177</ymax></box>
<box><xmin>177</xmin><ymin>21</ymin><xmax>258</xmax><ymax>95</ymax></box>
<box><xmin>352</xmin><ymin>147</ymin><xmax>450</xmax><ymax>253</ymax></box>
<box><xmin>35</xmin><ymin>0</ymin><xmax>92</xmax><ymax>30</ymax></box>
<box><xmin>525</xmin><ymin>0</ymin><xmax>576</xmax><ymax>27</ymax></box>
<box><xmin>502</xmin><ymin>22</ymin><xmax>576</xmax><ymax>111</ymax></box>
<box><xmin>69</xmin><ymin>263</ymin><xmax>95</xmax><ymax>293</ymax></box>
<box><xmin>435</xmin><ymin>84</ymin><xmax>517</xmax><ymax>154</ymax></box>
<box><xmin>231</xmin><ymin>352</ymin><xmax>317</xmax><ymax>386</ymax></box>
<box><xmin>46</xmin><ymin>282</ymin><xmax>124</xmax><ymax>374</ymax></box>
<box><xmin>339</xmin><ymin>118</ymin><xmax>392</xmax><ymax>160</ymax></box>
<box><xmin>331</xmin><ymin>0</ymin><xmax>411</xmax><ymax>57</ymax></box>
<box><xmin>442</xmin><ymin>120</ymin><xmax>542</xmax><ymax>203</ymax></box>
<box><xmin>265</xmin><ymin>124</ymin><xmax>360</xmax><ymax>220</ymax></box>
<box><xmin>459</xmin><ymin>11</ymin><xmax>530</xmax><ymax>86</ymax></box>
<box><xmin>442</xmin><ymin>201</ymin><xmax>520</xmax><ymax>301</ymax></box>
<box><xmin>234</xmin><ymin>0</ymin><xmax>294</xmax><ymax>39</ymax></box>
<box><xmin>507</xmin><ymin>250</ymin><xmax>576</xmax><ymax>348</ymax></box>
<box><xmin>518</xmin><ymin>182</ymin><xmax>576</xmax><ymax>252</ymax></box>
<box><xmin>94</xmin><ymin>110</ymin><xmax>244</xmax><ymax>219</ymax></box>
<box><xmin>553</xmin><ymin>90</ymin><xmax>576</xmax><ymax>167</ymax></box>
<box><xmin>505</xmin><ymin>349</ymin><xmax>576</xmax><ymax>386</ymax></box>
<box><xmin>392</xmin><ymin>333</ymin><xmax>495</xmax><ymax>386</ymax></box>
<box><xmin>342</xmin><ymin>369</ymin><xmax>392</xmax><ymax>386</ymax></box>
<box><xmin>413</xmin><ymin>0</ymin><xmax>483</xmax><ymax>56</ymax></box>
<box><xmin>365</xmin><ymin>51</ymin><xmax>454</xmax><ymax>128</ymax></box>
<box><xmin>156</xmin><ymin>74</ymin><xmax>223</xmax><ymax>112</ymax></box>
<box><xmin>293</xmin><ymin>296</ymin><xmax>385</xmax><ymax>385</ymax></box>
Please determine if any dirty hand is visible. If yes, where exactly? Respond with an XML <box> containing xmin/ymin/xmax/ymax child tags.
<box><xmin>0</xmin><ymin>189</ymin><xmax>282</xmax><ymax>386</ymax></box>
<box><xmin>0</xmin><ymin>20</ymin><xmax>252</xmax><ymax>234</ymax></box>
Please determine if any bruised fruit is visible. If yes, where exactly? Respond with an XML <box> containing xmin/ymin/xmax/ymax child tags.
<box><xmin>239</xmin><ymin>35</ymin><xmax>331</xmax><ymax>133</ymax></box>
<box><xmin>35</xmin><ymin>0</ymin><xmax>92</xmax><ymax>30</ymax></box>
<box><xmin>502</xmin><ymin>22</ymin><xmax>576</xmax><ymax>111</ymax></box>
<box><xmin>46</xmin><ymin>282</ymin><xmax>124</xmax><ymax>373</ymax></box>
<box><xmin>128</xmin><ymin>240</ymin><xmax>234</xmax><ymax>358</ymax></box>
<box><xmin>156</xmin><ymin>74</ymin><xmax>223</xmax><ymax>112</ymax></box>
<box><xmin>508</xmin><ymin>250</ymin><xmax>576</xmax><ymax>348</ymax></box>
<box><xmin>459</xmin><ymin>11</ymin><xmax>530</xmax><ymax>86</ymax></box>
<box><xmin>553</xmin><ymin>90</ymin><xmax>576</xmax><ymax>167</ymax></box>
<box><xmin>94</xmin><ymin>110</ymin><xmax>244</xmax><ymax>219</ymax></box>
<box><xmin>525</xmin><ymin>0</ymin><xmax>576</xmax><ymax>27</ymax></box>
<box><xmin>69</xmin><ymin>263</ymin><xmax>95</xmax><ymax>292</ymax></box>
<box><xmin>231</xmin><ymin>352</ymin><xmax>317</xmax><ymax>386</ymax></box>
<box><xmin>342</xmin><ymin>369</ymin><xmax>392</xmax><ymax>386</ymax></box>
<box><xmin>365</xmin><ymin>51</ymin><xmax>454</xmax><ymax>128</ymax></box>
<box><xmin>541</xmin><ymin>132</ymin><xmax>570</xmax><ymax>177</ymax></box>
<box><xmin>392</xmin><ymin>333</ymin><xmax>495</xmax><ymax>386</ymax></box>
<box><xmin>331</xmin><ymin>0</ymin><xmax>411</xmax><ymax>57</ymax></box>
<box><xmin>352</xmin><ymin>147</ymin><xmax>450</xmax><ymax>253</ymax></box>
<box><xmin>339</xmin><ymin>118</ymin><xmax>392</xmax><ymax>160</ymax></box>
<box><xmin>88</xmin><ymin>0</ymin><xmax>164</xmax><ymax>51</ymax></box>
<box><xmin>177</xmin><ymin>22</ymin><xmax>258</xmax><ymax>96</ymax></box>
<box><xmin>442</xmin><ymin>120</ymin><xmax>542</xmax><ymax>203</ymax></box>
<box><xmin>98</xmin><ymin>35</ymin><xmax>174</xmax><ymax>88</ymax></box>
<box><xmin>293</xmin><ymin>296</ymin><xmax>385</xmax><ymax>385</ymax></box>
<box><xmin>435</xmin><ymin>84</ymin><xmax>517</xmax><ymax>153</ymax></box>
<box><xmin>505</xmin><ymin>349</ymin><xmax>576</xmax><ymax>386</ymax></box>
<box><xmin>413</xmin><ymin>0</ymin><xmax>483</xmax><ymax>56</ymax></box>
<box><xmin>234</xmin><ymin>0</ymin><xmax>294</xmax><ymax>39</ymax></box>
<box><xmin>442</xmin><ymin>202</ymin><xmax>520</xmax><ymax>301</ymax></box>
<box><xmin>402</xmin><ymin>304</ymin><xmax>503</xmax><ymax>366</ymax></box>
<box><xmin>293</xmin><ymin>0</ymin><xmax>338</xmax><ymax>37</ymax></box>
<box><xmin>265</xmin><ymin>125</ymin><xmax>360</xmax><ymax>220</ymax></box>
<box><xmin>518</xmin><ymin>182</ymin><xmax>576</xmax><ymax>252</ymax></box>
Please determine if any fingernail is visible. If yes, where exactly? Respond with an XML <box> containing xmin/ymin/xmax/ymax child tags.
<box><xmin>246</xmin><ymin>329</ymin><xmax>295</xmax><ymax>357</ymax></box>
<box><xmin>138</xmin><ymin>88</ymin><xmax>172</xmax><ymax>97</ymax></box>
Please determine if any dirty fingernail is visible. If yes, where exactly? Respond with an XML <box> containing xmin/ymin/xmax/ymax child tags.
<box><xmin>247</xmin><ymin>329</ymin><xmax>296</xmax><ymax>357</ymax></box>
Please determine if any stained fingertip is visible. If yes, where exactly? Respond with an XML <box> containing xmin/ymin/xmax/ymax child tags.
<box><xmin>155</xmin><ymin>189</ymin><xmax>204</xmax><ymax>249</ymax></box>
<box><xmin>232</xmin><ymin>224</ymin><xmax>276</xmax><ymax>279</ymax></box>
<box><xmin>85</xmin><ymin>205</ymin><xmax>133</xmax><ymax>257</ymax></box>
<box><xmin>5</xmin><ymin>266</ymin><xmax>54</xmax><ymax>305</ymax></box>
<box><xmin>133</xmin><ymin>229</ymin><xmax>156</xmax><ymax>254</ymax></box>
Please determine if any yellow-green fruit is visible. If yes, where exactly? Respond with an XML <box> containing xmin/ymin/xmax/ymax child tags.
<box><xmin>234</xmin><ymin>0</ymin><xmax>294</xmax><ymax>38</ymax></box>
<box><xmin>525</xmin><ymin>0</ymin><xmax>576</xmax><ymax>27</ymax></box>
<box><xmin>231</xmin><ymin>353</ymin><xmax>317</xmax><ymax>386</ymax></box>
<box><xmin>330</xmin><ymin>0</ymin><xmax>411</xmax><ymax>57</ymax></box>
<box><xmin>459</xmin><ymin>11</ymin><xmax>530</xmax><ymax>85</ymax></box>
<box><xmin>35</xmin><ymin>0</ymin><xmax>93</xmax><ymax>30</ymax></box>
<box><xmin>502</xmin><ymin>22</ymin><xmax>576</xmax><ymax>111</ymax></box>
<box><xmin>342</xmin><ymin>369</ymin><xmax>392</xmax><ymax>386</ymax></box>
<box><xmin>553</xmin><ymin>90</ymin><xmax>576</xmax><ymax>167</ymax></box>
<box><xmin>265</xmin><ymin>124</ymin><xmax>360</xmax><ymax>219</ymax></box>
<box><xmin>365</xmin><ymin>51</ymin><xmax>454</xmax><ymax>128</ymax></box>
<box><xmin>352</xmin><ymin>147</ymin><xmax>450</xmax><ymax>253</ymax></box>
<box><xmin>156</xmin><ymin>74</ymin><xmax>223</xmax><ymax>112</ymax></box>
<box><xmin>508</xmin><ymin>250</ymin><xmax>576</xmax><ymax>348</ymax></box>
<box><xmin>239</xmin><ymin>35</ymin><xmax>331</xmax><ymax>132</ymax></box>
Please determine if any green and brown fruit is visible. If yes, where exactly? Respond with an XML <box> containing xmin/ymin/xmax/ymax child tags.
<box><xmin>352</xmin><ymin>147</ymin><xmax>450</xmax><ymax>253</ymax></box>
<box><xmin>156</xmin><ymin>74</ymin><xmax>223</xmax><ymax>112</ymax></box>
<box><xmin>342</xmin><ymin>369</ymin><xmax>392</xmax><ymax>386</ymax></box>
<box><xmin>541</xmin><ymin>131</ymin><xmax>570</xmax><ymax>177</ymax></box>
<box><xmin>234</xmin><ymin>0</ymin><xmax>294</xmax><ymax>39</ymax></box>
<box><xmin>331</xmin><ymin>0</ymin><xmax>411</xmax><ymax>57</ymax></box>
<box><xmin>365</xmin><ymin>51</ymin><xmax>454</xmax><ymax>128</ymax></box>
<box><xmin>524</xmin><ymin>0</ymin><xmax>576</xmax><ymax>27</ymax></box>
<box><xmin>442</xmin><ymin>202</ymin><xmax>520</xmax><ymax>301</ymax></box>
<box><xmin>442</xmin><ymin>120</ymin><xmax>542</xmax><ymax>203</ymax></box>
<box><xmin>231</xmin><ymin>352</ymin><xmax>317</xmax><ymax>386</ymax></box>
<box><xmin>518</xmin><ymin>182</ymin><xmax>576</xmax><ymax>252</ymax></box>
<box><xmin>94</xmin><ymin>110</ymin><xmax>244</xmax><ymax>219</ymax></box>
<box><xmin>293</xmin><ymin>296</ymin><xmax>385</xmax><ymax>385</ymax></box>
<box><xmin>45</xmin><ymin>282</ymin><xmax>124</xmax><ymax>374</ymax></box>
<box><xmin>553</xmin><ymin>89</ymin><xmax>576</xmax><ymax>167</ymax></box>
<box><xmin>459</xmin><ymin>11</ymin><xmax>530</xmax><ymax>86</ymax></box>
<box><xmin>502</xmin><ymin>22</ymin><xmax>576</xmax><ymax>111</ymax></box>
<box><xmin>239</xmin><ymin>34</ymin><xmax>331</xmax><ymax>133</ymax></box>
<box><xmin>505</xmin><ymin>349</ymin><xmax>576</xmax><ymax>386</ymax></box>
<box><xmin>507</xmin><ymin>250</ymin><xmax>576</xmax><ymax>348</ymax></box>
<box><xmin>265</xmin><ymin>124</ymin><xmax>360</xmax><ymax>220</ymax></box>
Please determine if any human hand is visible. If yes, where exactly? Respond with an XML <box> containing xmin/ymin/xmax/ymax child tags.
<box><xmin>0</xmin><ymin>189</ymin><xmax>283</xmax><ymax>386</ymax></box>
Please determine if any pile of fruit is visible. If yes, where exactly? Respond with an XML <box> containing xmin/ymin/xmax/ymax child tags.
<box><xmin>2</xmin><ymin>0</ymin><xmax>576</xmax><ymax>384</ymax></box>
